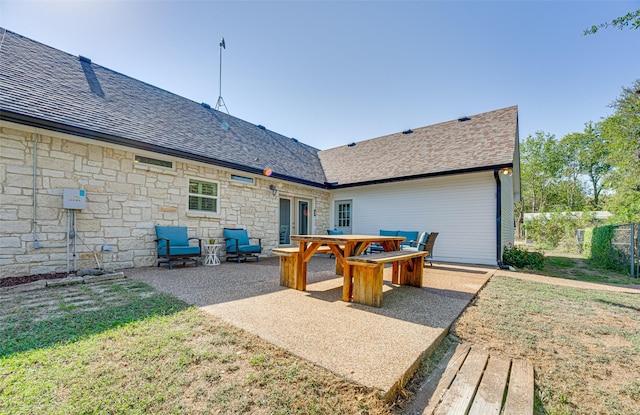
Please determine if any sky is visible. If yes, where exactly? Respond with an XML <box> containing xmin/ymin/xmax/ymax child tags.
<box><xmin>1</xmin><ymin>1</ymin><xmax>639</xmax><ymax>150</ymax></box>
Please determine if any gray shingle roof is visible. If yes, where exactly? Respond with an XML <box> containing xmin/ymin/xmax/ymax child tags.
<box><xmin>318</xmin><ymin>106</ymin><xmax>518</xmax><ymax>186</ymax></box>
<box><xmin>0</xmin><ymin>28</ymin><xmax>327</xmax><ymax>186</ymax></box>
<box><xmin>1</xmin><ymin>28</ymin><xmax>518</xmax><ymax>189</ymax></box>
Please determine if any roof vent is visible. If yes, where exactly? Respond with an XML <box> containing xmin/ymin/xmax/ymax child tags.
<box><xmin>201</xmin><ymin>102</ymin><xmax>211</xmax><ymax>109</ymax></box>
<box><xmin>257</xmin><ymin>125</ymin><xmax>266</xmax><ymax>130</ymax></box>
<box><xmin>458</xmin><ymin>116</ymin><xmax>471</xmax><ymax>122</ymax></box>
<box><xmin>79</xmin><ymin>55</ymin><xmax>91</xmax><ymax>64</ymax></box>
<box><xmin>291</xmin><ymin>137</ymin><xmax>298</xmax><ymax>143</ymax></box>
<box><xmin>402</xmin><ymin>129</ymin><xmax>413</xmax><ymax>134</ymax></box>
<box><xmin>347</xmin><ymin>142</ymin><xmax>356</xmax><ymax>147</ymax></box>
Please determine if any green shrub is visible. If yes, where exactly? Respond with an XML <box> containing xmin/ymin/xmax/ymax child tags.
<box><xmin>523</xmin><ymin>211</ymin><xmax>593</xmax><ymax>252</ymax></box>
<box><xmin>503</xmin><ymin>244</ymin><xmax>546</xmax><ymax>270</ymax></box>
<box><xmin>588</xmin><ymin>225</ymin><xmax>628</xmax><ymax>272</ymax></box>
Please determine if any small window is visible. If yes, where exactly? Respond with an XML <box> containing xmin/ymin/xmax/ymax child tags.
<box><xmin>135</xmin><ymin>155</ymin><xmax>173</xmax><ymax>169</ymax></box>
<box><xmin>189</xmin><ymin>179</ymin><xmax>218</xmax><ymax>213</ymax></box>
<box><xmin>231</xmin><ymin>174</ymin><xmax>254</xmax><ymax>184</ymax></box>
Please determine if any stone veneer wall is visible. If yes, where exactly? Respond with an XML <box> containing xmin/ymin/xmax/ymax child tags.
<box><xmin>0</xmin><ymin>123</ymin><xmax>331</xmax><ymax>279</ymax></box>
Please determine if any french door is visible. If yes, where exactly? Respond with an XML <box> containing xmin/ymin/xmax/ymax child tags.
<box><xmin>279</xmin><ymin>197</ymin><xmax>312</xmax><ymax>244</ymax></box>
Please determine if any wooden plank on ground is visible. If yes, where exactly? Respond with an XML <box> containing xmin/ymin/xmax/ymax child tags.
<box><xmin>467</xmin><ymin>355</ymin><xmax>511</xmax><ymax>415</ymax></box>
<box><xmin>503</xmin><ymin>359</ymin><xmax>534</xmax><ymax>415</ymax></box>
<box><xmin>433</xmin><ymin>348</ymin><xmax>489</xmax><ymax>415</ymax></box>
<box><xmin>423</xmin><ymin>343</ymin><xmax>471</xmax><ymax>415</ymax></box>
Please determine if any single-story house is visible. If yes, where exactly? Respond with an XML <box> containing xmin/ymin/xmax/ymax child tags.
<box><xmin>0</xmin><ymin>28</ymin><xmax>520</xmax><ymax>279</ymax></box>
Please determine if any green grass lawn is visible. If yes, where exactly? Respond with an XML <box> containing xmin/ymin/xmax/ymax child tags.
<box><xmin>0</xmin><ymin>279</ymin><xmax>390</xmax><ymax>415</ymax></box>
<box><xmin>526</xmin><ymin>252</ymin><xmax>639</xmax><ymax>286</ymax></box>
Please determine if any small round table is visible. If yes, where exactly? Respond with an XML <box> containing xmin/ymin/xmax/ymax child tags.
<box><xmin>203</xmin><ymin>243</ymin><xmax>221</xmax><ymax>266</ymax></box>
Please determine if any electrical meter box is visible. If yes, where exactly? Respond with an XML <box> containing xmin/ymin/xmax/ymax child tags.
<box><xmin>63</xmin><ymin>189</ymin><xmax>87</xmax><ymax>210</ymax></box>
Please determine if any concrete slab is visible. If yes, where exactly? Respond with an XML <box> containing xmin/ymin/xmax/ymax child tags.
<box><xmin>125</xmin><ymin>256</ymin><xmax>494</xmax><ymax>400</ymax></box>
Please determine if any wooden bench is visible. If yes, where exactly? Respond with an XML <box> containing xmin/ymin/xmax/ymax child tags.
<box><xmin>273</xmin><ymin>246</ymin><xmax>334</xmax><ymax>289</ymax></box>
<box><xmin>345</xmin><ymin>250</ymin><xmax>428</xmax><ymax>307</ymax></box>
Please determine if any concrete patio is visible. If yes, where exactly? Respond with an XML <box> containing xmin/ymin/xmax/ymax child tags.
<box><xmin>125</xmin><ymin>255</ymin><xmax>495</xmax><ymax>401</ymax></box>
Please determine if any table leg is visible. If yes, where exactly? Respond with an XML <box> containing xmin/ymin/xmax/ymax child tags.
<box><xmin>342</xmin><ymin>243</ymin><xmax>354</xmax><ymax>302</ymax></box>
<box><xmin>295</xmin><ymin>242</ymin><xmax>307</xmax><ymax>291</ymax></box>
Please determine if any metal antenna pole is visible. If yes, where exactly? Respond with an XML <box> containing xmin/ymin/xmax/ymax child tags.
<box><xmin>215</xmin><ymin>37</ymin><xmax>229</xmax><ymax>114</ymax></box>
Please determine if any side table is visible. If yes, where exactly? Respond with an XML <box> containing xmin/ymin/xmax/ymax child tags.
<box><xmin>203</xmin><ymin>243</ymin><xmax>221</xmax><ymax>266</ymax></box>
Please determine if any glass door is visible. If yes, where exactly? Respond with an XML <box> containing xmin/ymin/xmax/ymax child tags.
<box><xmin>279</xmin><ymin>198</ymin><xmax>291</xmax><ymax>244</ymax></box>
<box><xmin>334</xmin><ymin>200</ymin><xmax>352</xmax><ymax>234</ymax></box>
<box><xmin>297</xmin><ymin>200</ymin><xmax>310</xmax><ymax>235</ymax></box>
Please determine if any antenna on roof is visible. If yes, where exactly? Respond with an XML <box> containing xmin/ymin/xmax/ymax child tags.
<box><xmin>215</xmin><ymin>37</ymin><xmax>229</xmax><ymax>114</ymax></box>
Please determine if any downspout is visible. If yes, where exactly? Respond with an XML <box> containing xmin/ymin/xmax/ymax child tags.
<box><xmin>494</xmin><ymin>169</ymin><xmax>509</xmax><ymax>269</ymax></box>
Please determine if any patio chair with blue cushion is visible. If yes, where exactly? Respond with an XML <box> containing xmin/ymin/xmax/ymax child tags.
<box><xmin>223</xmin><ymin>228</ymin><xmax>262</xmax><ymax>263</ymax></box>
<box><xmin>154</xmin><ymin>225</ymin><xmax>203</xmax><ymax>269</ymax></box>
<box><xmin>402</xmin><ymin>232</ymin><xmax>438</xmax><ymax>266</ymax></box>
<box><xmin>369</xmin><ymin>230</ymin><xmax>399</xmax><ymax>254</ymax></box>
<box><xmin>327</xmin><ymin>229</ymin><xmax>344</xmax><ymax>235</ymax></box>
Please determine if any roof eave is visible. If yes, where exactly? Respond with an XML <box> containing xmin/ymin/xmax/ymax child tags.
<box><xmin>0</xmin><ymin>110</ymin><xmax>328</xmax><ymax>190</ymax></box>
<box><xmin>327</xmin><ymin>163</ymin><xmax>514</xmax><ymax>189</ymax></box>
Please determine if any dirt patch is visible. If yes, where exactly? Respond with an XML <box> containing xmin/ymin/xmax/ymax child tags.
<box><xmin>0</xmin><ymin>272</ymin><xmax>71</xmax><ymax>288</ymax></box>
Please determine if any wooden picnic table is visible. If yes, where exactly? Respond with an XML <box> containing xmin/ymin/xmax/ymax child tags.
<box><xmin>288</xmin><ymin>234</ymin><xmax>405</xmax><ymax>302</ymax></box>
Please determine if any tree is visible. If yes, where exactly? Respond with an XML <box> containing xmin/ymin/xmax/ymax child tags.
<box><xmin>560</xmin><ymin>122</ymin><xmax>612</xmax><ymax>209</ymax></box>
<box><xmin>519</xmin><ymin>131</ymin><xmax>564</xmax><ymax>213</ymax></box>
<box><xmin>584</xmin><ymin>9</ymin><xmax>640</xmax><ymax>35</ymax></box>
<box><xmin>602</xmin><ymin>79</ymin><xmax>640</xmax><ymax>220</ymax></box>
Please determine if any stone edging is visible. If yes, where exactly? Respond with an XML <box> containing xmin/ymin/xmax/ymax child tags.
<box><xmin>0</xmin><ymin>272</ymin><xmax>126</xmax><ymax>294</ymax></box>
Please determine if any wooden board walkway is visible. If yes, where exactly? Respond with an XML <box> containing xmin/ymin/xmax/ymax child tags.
<box><xmin>423</xmin><ymin>344</ymin><xmax>534</xmax><ymax>415</ymax></box>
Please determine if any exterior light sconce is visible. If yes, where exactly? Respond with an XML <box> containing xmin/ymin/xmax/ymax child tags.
<box><xmin>269</xmin><ymin>184</ymin><xmax>277</xmax><ymax>196</ymax></box>
<box><xmin>500</xmin><ymin>167</ymin><xmax>513</xmax><ymax>176</ymax></box>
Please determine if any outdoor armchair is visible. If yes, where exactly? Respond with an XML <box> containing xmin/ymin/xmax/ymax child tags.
<box><xmin>154</xmin><ymin>225</ymin><xmax>202</xmax><ymax>269</ymax></box>
<box><xmin>402</xmin><ymin>232</ymin><xmax>438</xmax><ymax>266</ymax></box>
<box><xmin>223</xmin><ymin>228</ymin><xmax>262</xmax><ymax>262</ymax></box>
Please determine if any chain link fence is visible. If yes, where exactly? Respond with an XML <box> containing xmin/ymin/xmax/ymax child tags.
<box><xmin>577</xmin><ymin>222</ymin><xmax>639</xmax><ymax>277</ymax></box>
<box><xmin>613</xmin><ymin>222</ymin><xmax>639</xmax><ymax>277</ymax></box>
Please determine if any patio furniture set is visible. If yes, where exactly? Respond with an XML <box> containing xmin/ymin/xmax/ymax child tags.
<box><xmin>154</xmin><ymin>225</ymin><xmax>437</xmax><ymax>308</ymax></box>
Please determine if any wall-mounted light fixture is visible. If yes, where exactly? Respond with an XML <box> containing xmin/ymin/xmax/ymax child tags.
<box><xmin>500</xmin><ymin>167</ymin><xmax>513</xmax><ymax>176</ymax></box>
<box><xmin>269</xmin><ymin>184</ymin><xmax>277</xmax><ymax>196</ymax></box>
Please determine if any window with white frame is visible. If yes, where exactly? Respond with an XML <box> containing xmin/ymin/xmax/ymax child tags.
<box><xmin>188</xmin><ymin>179</ymin><xmax>219</xmax><ymax>213</ymax></box>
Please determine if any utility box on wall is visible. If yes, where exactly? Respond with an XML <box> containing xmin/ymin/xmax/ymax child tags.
<box><xmin>63</xmin><ymin>189</ymin><xmax>87</xmax><ymax>210</ymax></box>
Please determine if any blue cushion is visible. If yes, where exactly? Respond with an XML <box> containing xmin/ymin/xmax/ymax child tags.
<box><xmin>155</xmin><ymin>226</ymin><xmax>189</xmax><ymax>252</ymax></box>
<box><xmin>379</xmin><ymin>230</ymin><xmax>397</xmax><ymax>236</ymax></box>
<box><xmin>328</xmin><ymin>229</ymin><xmax>344</xmax><ymax>235</ymax></box>
<box><xmin>397</xmin><ymin>231</ymin><xmax>419</xmax><ymax>246</ymax></box>
<box><xmin>419</xmin><ymin>232</ymin><xmax>430</xmax><ymax>245</ymax></box>
<box><xmin>158</xmin><ymin>246</ymin><xmax>200</xmax><ymax>256</ymax></box>
<box><xmin>224</xmin><ymin>228</ymin><xmax>251</xmax><ymax>252</ymax></box>
<box><xmin>237</xmin><ymin>245</ymin><xmax>262</xmax><ymax>254</ymax></box>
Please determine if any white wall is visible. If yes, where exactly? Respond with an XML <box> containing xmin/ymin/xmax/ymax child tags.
<box><xmin>331</xmin><ymin>172</ymin><xmax>498</xmax><ymax>265</ymax></box>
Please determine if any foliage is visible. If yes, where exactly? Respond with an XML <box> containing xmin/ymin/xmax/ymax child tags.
<box><xmin>520</xmin><ymin>131</ymin><xmax>563</xmax><ymax>213</ymax></box>
<box><xmin>502</xmin><ymin>244</ymin><xmax>545</xmax><ymax>270</ymax></box>
<box><xmin>524</xmin><ymin>211</ymin><xmax>595</xmax><ymax>252</ymax></box>
<box><xmin>518</xmin><ymin>80</ymin><xmax>640</xmax><ymax>224</ymax></box>
<box><xmin>559</xmin><ymin>122</ymin><xmax>612</xmax><ymax>209</ymax></box>
<box><xmin>587</xmin><ymin>225</ymin><xmax>629</xmax><ymax>273</ymax></box>
<box><xmin>583</xmin><ymin>9</ymin><xmax>640</xmax><ymax>34</ymax></box>
<box><xmin>602</xmin><ymin>79</ymin><xmax>640</xmax><ymax>221</ymax></box>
